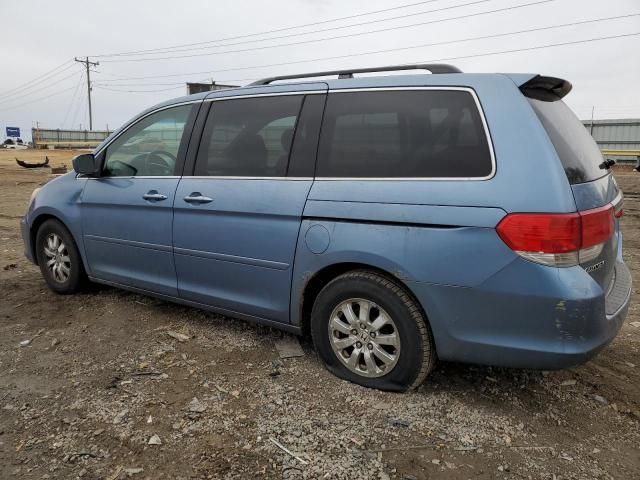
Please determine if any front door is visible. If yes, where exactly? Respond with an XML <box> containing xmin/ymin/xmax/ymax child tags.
<box><xmin>173</xmin><ymin>92</ymin><xmax>326</xmax><ymax>322</ymax></box>
<box><xmin>81</xmin><ymin>104</ymin><xmax>195</xmax><ymax>296</ymax></box>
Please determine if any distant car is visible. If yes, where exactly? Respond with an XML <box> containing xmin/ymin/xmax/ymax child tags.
<box><xmin>21</xmin><ymin>64</ymin><xmax>631</xmax><ymax>391</ymax></box>
<box><xmin>3</xmin><ymin>138</ymin><xmax>28</xmax><ymax>150</ymax></box>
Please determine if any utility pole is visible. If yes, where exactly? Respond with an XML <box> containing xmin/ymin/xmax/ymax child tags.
<box><xmin>74</xmin><ymin>57</ymin><xmax>99</xmax><ymax>130</ymax></box>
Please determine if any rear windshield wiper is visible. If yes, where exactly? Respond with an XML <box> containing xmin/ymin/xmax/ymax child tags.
<box><xmin>599</xmin><ymin>159</ymin><xmax>616</xmax><ymax>170</ymax></box>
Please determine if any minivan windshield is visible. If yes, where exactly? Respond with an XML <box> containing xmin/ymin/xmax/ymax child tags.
<box><xmin>528</xmin><ymin>98</ymin><xmax>606</xmax><ymax>184</ymax></box>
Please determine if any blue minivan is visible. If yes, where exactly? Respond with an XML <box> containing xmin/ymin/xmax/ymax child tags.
<box><xmin>21</xmin><ymin>64</ymin><xmax>631</xmax><ymax>391</ymax></box>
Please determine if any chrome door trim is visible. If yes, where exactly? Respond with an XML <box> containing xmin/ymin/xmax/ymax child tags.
<box><xmin>85</xmin><ymin>176</ymin><xmax>315</xmax><ymax>181</ymax></box>
<box><xmin>185</xmin><ymin>176</ymin><xmax>313</xmax><ymax>180</ymax></box>
<box><xmin>173</xmin><ymin>246</ymin><xmax>290</xmax><ymax>270</ymax></box>
<box><xmin>85</xmin><ymin>176</ymin><xmax>182</xmax><ymax>180</ymax></box>
<box><xmin>84</xmin><ymin>234</ymin><xmax>173</xmax><ymax>252</ymax></box>
<box><xmin>205</xmin><ymin>90</ymin><xmax>325</xmax><ymax>102</ymax></box>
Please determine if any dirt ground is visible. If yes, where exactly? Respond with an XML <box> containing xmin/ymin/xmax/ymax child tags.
<box><xmin>0</xmin><ymin>149</ymin><xmax>639</xmax><ymax>480</ymax></box>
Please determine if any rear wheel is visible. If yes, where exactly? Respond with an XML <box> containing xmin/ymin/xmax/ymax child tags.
<box><xmin>311</xmin><ymin>270</ymin><xmax>435</xmax><ymax>391</ymax></box>
<box><xmin>35</xmin><ymin>219</ymin><xmax>86</xmax><ymax>294</ymax></box>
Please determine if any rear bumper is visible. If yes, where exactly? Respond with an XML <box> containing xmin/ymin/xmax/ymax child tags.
<box><xmin>21</xmin><ymin>217</ymin><xmax>36</xmax><ymax>264</ymax></box>
<box><xmin>408</xmin><ymin>258</ymin><xmax>631</xmax><ymax>370</ymax></box>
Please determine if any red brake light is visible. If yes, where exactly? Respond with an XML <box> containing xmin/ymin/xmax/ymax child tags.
<box><xmin>496</xmin><ymin>205</ymin><xmax>615</xmax><ymax>267</ymax></box>
<box><xmin>496</xmin><ymin>213</ymin><xmax>580</xmax><ymax>254</ymax></box>
<box><xmin>580</xmin><ymin>204</ymin><xmax>614</xmax><ymax>249</ymax></box>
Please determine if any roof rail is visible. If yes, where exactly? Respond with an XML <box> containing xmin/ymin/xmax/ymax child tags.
<box><xmin>248</xmin><ymin>63</ymin><xmax>462</xmax><ymax>86</ymax></box>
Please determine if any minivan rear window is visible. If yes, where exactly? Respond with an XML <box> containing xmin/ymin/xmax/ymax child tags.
<box><xmin>528</xmin><ymin>99</ymin><xmax>606</xmax><ymax>184</ymax></box>
<box><xmin>316</xmin><ymin>90</ymin><xmax>493</xmax><ymax>178</ymax></box>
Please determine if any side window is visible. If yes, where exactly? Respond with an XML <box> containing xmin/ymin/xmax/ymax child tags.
<box><xmin>317</xmin><ymin>90</ymin><xmax>493</xmax><ymax>178</ymax></box>
<box><xmin>195</xmin><ymin>95</ymin><xmax>303</xmax><ymax>177</ymax></box>
<box><xmin>257</xmin><ymin>116</ymin><xmax>297</xmax><ymax>168</ymax></box>
<box><xmin>103</xmin><ymin>105</ymin><xmax>191</xmax><ymax>177</ymax></box>
<box><xmin>288</xmin><ymin>94</ymin><xmax>327</xmax><ymax>177</ymax></box>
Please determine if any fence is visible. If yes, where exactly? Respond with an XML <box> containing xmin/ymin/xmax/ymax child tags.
<box><xmin>32</xmin><ymin>128</ymin><xmax>112</xmax><ymax>149</ymax></box>
<box><xmin>583</xmin><ymin>118</ymin><xmax>640</xmax><ymax>163</ymax></box>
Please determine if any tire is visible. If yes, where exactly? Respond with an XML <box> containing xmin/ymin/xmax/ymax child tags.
<box><xmin>35</xmin><ymin>219</ymin><xmax>86</xmax><ymax>294</ymax></box>
<box><xmin>311</xmin><ymin>270</ymin><xmax>435</xmax><ymax>392</ymax></box>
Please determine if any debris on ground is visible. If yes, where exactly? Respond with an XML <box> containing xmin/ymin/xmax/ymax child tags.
<box><xmin>593</xmin><ymin>394</ymin><xmax>609</xmax><ymax>405</ymax></box>
<box><xmin>389</xmin><ymin>418</ymin><xmax>412</xmax><ymax>428</ymax></box>
<box><xmin>268</xmin><ymin>437</ymin><xmax>308</xmax><ymax>465</ymax></box>
<box><xmin>50</xmin><ymin>165</ymin><xmax>68</xmax><ymax>174</ymax></box>
<box><xmin>274</xmin><ymin>335</ymin><xmax>305</xmax><ymax>358</ymax></box>
<box><xmin>15</xmin><ymin>156</ymin><xmax>49</xmax><ymax>169</ymax></box>
<box><xmin>166</xmin><ymin>330</ymin><xmax>190</xmax><ymax>342</ymax></box>
<box><xmin>188</xmin><ymin>397</ymin><xmax>206</xmax><ymax>413</ymax></box>
<box><xmin>123</xmin><ymin>467</ymin><xmax>144</xmax><ymax>476</ymax></box>
<box><xmin>113</xmin><ymin>409</ymin><xmax>129</xmax><ymax>424</ymax></box>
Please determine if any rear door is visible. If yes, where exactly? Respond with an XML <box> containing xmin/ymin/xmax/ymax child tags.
<box><xmin>173</xmin><ymin>91</ymin><xmax>326</xmax><ymax>322</ymax></box>
<box><xmin>81</xmin><ymin>104</ymin><xmax>196</xmax><ymax>295</ymax></box>
<box><xmin>527</xmin><ymin>96</ymin><xmax>622</xmax><ymax>291</ymax></box>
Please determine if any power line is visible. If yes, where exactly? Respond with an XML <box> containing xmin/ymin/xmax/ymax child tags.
<box><xmin>97</xmin><ymin>0</ymin><xmax>493</xmax><ymax>59</ymax></box>
<box><xmin>70</xmin><ymin>86</ymin><xmax>86</xmax><ymax>129</ymax></box>
<box><xmin>0</xmin><ymin>69</ymin><xmax>82</xmax><ymax>107</ymax></box>
<box><xmin>93</xmin><ymin>76</ymin><xmax>261</xmax><ymax>92</ymax></box>
<box><xmin>0</xmin><ymin>61</ymin><xmax>75</xmax><ymax>100</ymax></box>
<box><xmin>91</xmin><ymin>0</ymin><xmax>450</xmax><ymax>58</ymax></box>
<box><xmin>94</xmin><ymin>84</ymin><xmax>186</xmax><ymax>93</ymax></box>
<box><xmin>62</xmin><ymin>71</ymin><xmax>85</xmax><ymax>128</ymax></box>
<box><xmin>99</xmin><ymin>0</ymin><xmax>555</xmax><ymax>63</ymax></box>
<box><xmin>94</xmin><ymin>31</ymin><xmax>640</xmax><ymax>93</ymax></box>
<box><xmin>94</xmin><ymin>81</ymin><xmax>189</xmax><ymax>86</ymax></box>
<box><xmin>94</xmin><ymin>14</ymin><xmax>640</xmax><ymax>86</ymax></box>
<box><xmin>416</xmin><ymin>31</ymin><xmax>640</xmax><ymax>64</ymax></box>
<box><xmin>0</xmin><ymin>85</ymin><xmax>78</xmax><ymax>113</ymax></box>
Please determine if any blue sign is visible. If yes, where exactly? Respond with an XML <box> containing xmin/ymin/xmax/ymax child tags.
<box><xmin>6</xmin><ymin>127</ymin><xmax>20</xmax><ymax>137</ymax></box>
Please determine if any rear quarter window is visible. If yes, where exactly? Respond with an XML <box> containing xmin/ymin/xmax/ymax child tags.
<box><xmin>316</xmin><ymin>90</ymin><xmax>493</xmax><ymax>178</ymax></box>
<box><xmin>528</xmin><ymin>99</ymin><xmax>606</xmax><ymax>184</ymax></box>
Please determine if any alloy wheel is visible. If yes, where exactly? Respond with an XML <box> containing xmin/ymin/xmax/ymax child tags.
<box><xmin>328</xmin><ymin>298</ymin><xmax>401</xmax><ymax>378</ymax></box>
<box><xmin>43</xmin><ymin>233</ymin><xmax>71</xmax><ymax>283</ymax></box>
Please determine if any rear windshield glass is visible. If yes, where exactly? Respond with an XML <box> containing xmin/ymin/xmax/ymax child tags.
<box><xmin>528</xmin><ymin>98</ymin><xmax>606</xmax><ymax>184</ymax></box>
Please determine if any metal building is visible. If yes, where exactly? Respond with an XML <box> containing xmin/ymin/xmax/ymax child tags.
<box><xmin>583</xmin><ymin>118</ymin><xmax>640</xmax><ymax>163</ymax></box>
<box><xmin>32</xmin><ymin>128</ymin><xmax>112</xmax><ymax>149</ymax></box>
<box><xmin>186</xmin><ymin>82</ymin><xmax>238</xmax><ymax>95</ymax></box>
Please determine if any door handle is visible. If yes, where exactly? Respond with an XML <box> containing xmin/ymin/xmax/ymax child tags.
<box><xmin>142</xmin><ymin>190</ymin><xmax>168</xmax><ymax>201</ymax></box>
<box><xmin>183</xmin><ymin>192</ymin><xmax>213</xmax><ymax>204</ymax></box>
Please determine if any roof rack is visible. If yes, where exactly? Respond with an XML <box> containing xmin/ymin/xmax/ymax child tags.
<box><xmin>248</xmin><ymin>63</ymin><xmax>462</xmax><ymax>86</ymax></box>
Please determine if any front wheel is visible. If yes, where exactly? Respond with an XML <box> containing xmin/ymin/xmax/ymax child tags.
<box><xmin>35</xmin><ymin>219</ymin><xmax>87</xmax><ymax>294</ymax></box>
<box><xmin>311</xmin><ymin>270</ymin><xmax>435</xmax><ymax>391</ymax></box>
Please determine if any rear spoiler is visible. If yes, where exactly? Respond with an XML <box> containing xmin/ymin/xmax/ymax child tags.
<box><xmin>518</xmin><ymin>75</ymin><xmax>572</xmax><ymax>102</ymax></box>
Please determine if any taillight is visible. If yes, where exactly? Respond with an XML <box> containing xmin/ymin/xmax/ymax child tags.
<box><xmin>613</xmin><ymin>192</ymin><xmax>624</xmax><ymax>218</ymax></box>
<box><xmin>497</xmin><ymin>205</ymin><xmax>614</xmax><ymax>267</ymax></box>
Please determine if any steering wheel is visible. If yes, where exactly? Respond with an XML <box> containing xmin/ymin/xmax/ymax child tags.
<box><xmin>144</xmin><ymin>150</ymin><xmax>176</xmax><ymax>175</ymax></box>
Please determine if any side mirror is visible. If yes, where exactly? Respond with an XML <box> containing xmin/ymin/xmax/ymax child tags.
<box><xmin>72</xmin><ymin>153</ymin><xmax>99</xmax><ymax>175</ymax></box>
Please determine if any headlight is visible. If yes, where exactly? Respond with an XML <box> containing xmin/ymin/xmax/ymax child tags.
<box><xmin>28</xmin><ymin>187</ymin><xmax>41</xmax><ymax>208</ymax></box>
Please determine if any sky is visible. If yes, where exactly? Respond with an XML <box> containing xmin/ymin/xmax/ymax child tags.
<box><xmin>1</xmin><ymin>0</ymin><xmax>639</xmax><ymax>140</ymax></box>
